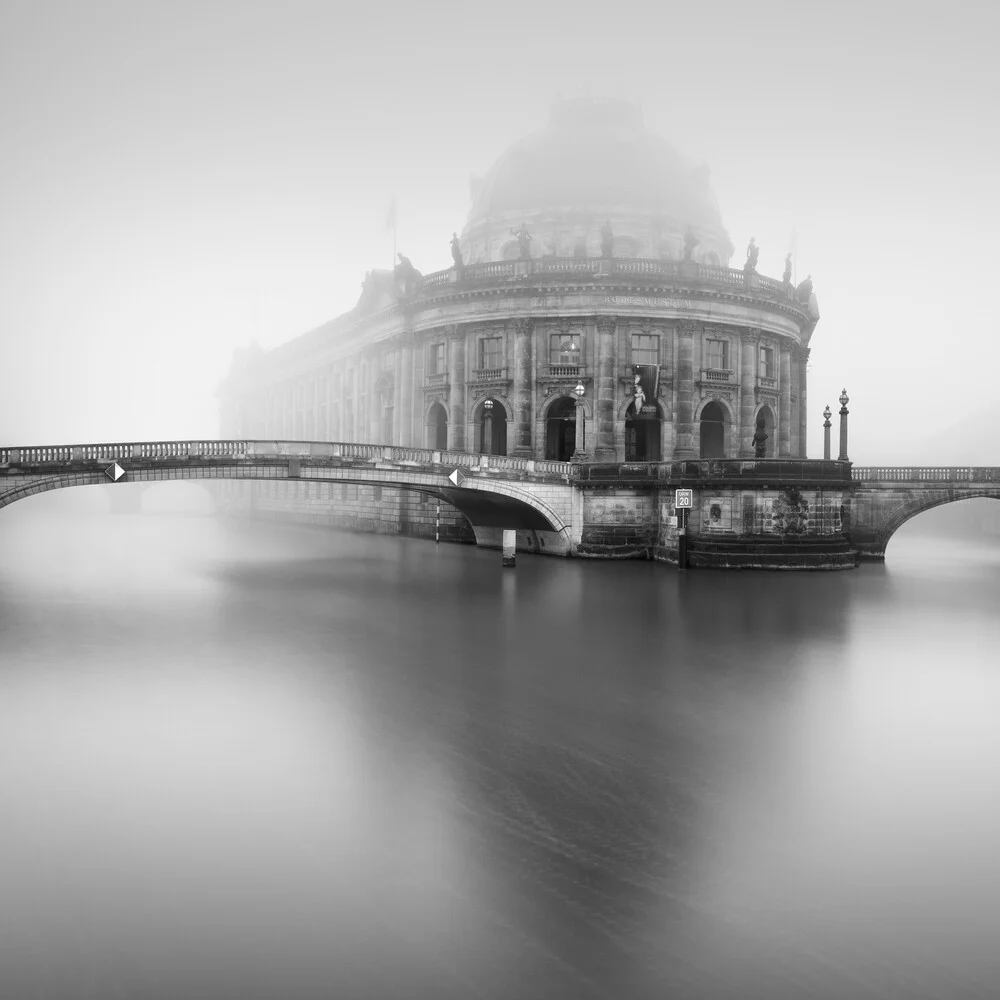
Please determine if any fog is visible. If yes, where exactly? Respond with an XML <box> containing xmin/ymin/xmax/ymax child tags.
<box><xmin>2</xmin><ymin>0</ymin><xmax>998</xmax><ymax>464</ymax></box>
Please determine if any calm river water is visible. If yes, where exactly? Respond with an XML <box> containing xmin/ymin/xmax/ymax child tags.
<box><xmin>2</xmin><ymin>490</ymin><xmax>1000</xmax><ymax>999</ymax></box>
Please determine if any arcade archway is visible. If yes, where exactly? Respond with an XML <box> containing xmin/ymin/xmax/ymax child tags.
<box><xmin>625</xmin><ymin>402</ymin><xmax>662</xmax><ymax>461</ymax></box>
<box><xmin>545</xmin><ymin>396</ymin><xmax>578</xmax><ymax>461</ymax></box>
<box><xmin>754</xmin><ymin>404</ymin><xmax>775</xmax><ymax>458</ymax></box>
<box><xmin>427</xmin><ymin>402</ymin><xmax>448</xmax><ymax>450</ymax></box>
<box><xmin>699</xmin><ymin>401</ymin><xmax>729</xmax><ymax>459</ymax></box>
<box><xmin>477</xmin><ymin>398</ymin><xmax>507</xmax><ymax>456</ymax></box>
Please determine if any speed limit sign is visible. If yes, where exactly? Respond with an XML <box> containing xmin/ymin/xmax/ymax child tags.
<box><xmin>674</xmin><ymin>489</ymin><xmax>693</xmax><ymax>509</ymax></box>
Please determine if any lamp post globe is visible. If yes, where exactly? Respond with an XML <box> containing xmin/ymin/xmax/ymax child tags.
<box><xmin>823</xmin><ymin>405</ymin><xmax>832</xmax><ymax>422</ymax></box>
<box><xmin>574</xmin><ymin>382</ymin><xmax>586</xmax><ymax>398</ymax></box>
<box><xmin>839</xmin><ymin>389</ymin><xmax>849</xmax><ymax>410</ymax></box>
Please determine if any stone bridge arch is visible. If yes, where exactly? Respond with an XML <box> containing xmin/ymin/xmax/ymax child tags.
<box><xmin>849</xmin><ymin>486</ymin><xmax>1000</xmax><ymax>559</ymax></box>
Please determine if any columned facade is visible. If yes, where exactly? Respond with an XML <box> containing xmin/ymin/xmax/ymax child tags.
<box><xmin>739</xmin><ymin>329</ymin><xmax>758</xmax><ymax>457</ymax></box>
<box><xmin>218</xmin><ymin>98</ymin><xmax>819</xmax><ymax>465</ymax></box>
<box><xmin>447</xmin><ymin>327</ymin><xmax>466</xmax><ymax>452</ymax></box>
<box><xmin>779</xmin><ymin>346</ymin><xmax>792</xmax><ymax>457</ymax></box>
<box><xmin>673</xmin><ymin>321</ymin><xmax>697</xmax><ymax>459</ymax></box>
<box><xmin>595</xmin><ymin>315</ymin><xmax>617</xmax><ymax>461</ymax></box>
<box><xmin>512</xmin><ymin>318</ymin><xmax>533</xmax><ymax>456</ymax></box>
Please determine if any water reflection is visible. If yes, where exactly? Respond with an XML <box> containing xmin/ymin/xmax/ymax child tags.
<box><xmin>1</xmin><ymin>494</ymin><xmax>999</xmax><ymax>998</ymax></box>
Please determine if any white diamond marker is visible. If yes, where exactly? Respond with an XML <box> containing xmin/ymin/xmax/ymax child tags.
<box><xmin>105</xmin><ymin>462</ymin><xmax>125</xmax><ymax>482</ymax></box>
<box><xmin>448</xmin><ymin>469</ymin><xmax>466</xmax><ymax>487</ymax></box>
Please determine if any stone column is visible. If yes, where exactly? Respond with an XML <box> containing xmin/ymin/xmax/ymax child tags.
<box><xmin>595</xmin><ymin>315</ymin><xmax>617</xmax><ymax>460</ymax></box>
<box><xmin>779</xmin><ymin>345</ymin><xmax>791</xmax><ymax>456</ymax></box>
<box><xmin>739</xmin><ymin>328</ymin><xmax>759</xmax><ymax>457</ymax></box>
<box><xmin>399</xmin><ymin>339</ymin><xmax>414</xmax><ymax>447</ymax></box>
<box><xmin>789</xmin><ymin>345</ymin><xmax>801</xmax><ymax>458</ymax></box>
<box><xmin>575</xmin><ymin>400</ymin><xmax>587</xmax><ymax>455</ymax></box>
<box><xmin>839</xmin><ymin>392</ymin><xmax>850</xmax><ymax>462</ymax></box>
<box><xmin>799</xmin><ymin>346</ymin><xmax>810</xmax><ymax>457</ymax></box>
<box><xmin>512</xmin><ymin>318</ymin><xmax>533</xmax><ymax>456</ymax></box>
<box><xmin>369</xmin><ymin>355</ymin><xmax>382</xmax><ymax>444</ymax></box>
<box><xmin>672</xmin><ymin>320</ymin><xmax>697</xmax><ymax>459</ymax></box>
<box><xmin>391</xmin><ymin>347</ymin><xmax>403</xmax><ymax>445</ymax></box>
<box><xmin>447</xmin><ymin>327</ymin><xmax>466</xmax><ymax>452</ymax></box>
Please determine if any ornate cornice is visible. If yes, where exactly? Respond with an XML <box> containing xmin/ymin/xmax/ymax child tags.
<box><xmin>540</xmin><ymin>376</ymin><xmax>592</xmax><ymax>396</ymax></box>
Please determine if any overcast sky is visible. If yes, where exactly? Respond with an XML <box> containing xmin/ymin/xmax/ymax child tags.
<box><xmin>2</xmin><ymin>0</ymin><xmax>998</xmax><ymax>463</ymax></box>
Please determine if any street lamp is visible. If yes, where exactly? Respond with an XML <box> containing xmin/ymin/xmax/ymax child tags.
<box><xmin>838</xmin><ymin>388</ymin><xmax>850</xmax><ymax>462</ymax></box>
<box><xmin>822</xmin><ymin>404</ymin><xmax>832</xmax><ymax>460</ymax></box>
<box><xmin>483</xmin><ymin>398</ymin><xmax>493</xmax><ymax>455</ymax></box>
<box><xmin>574</xmin><ymin>382</ymin><xmax>585</xmax><ymax>398</ymax></box>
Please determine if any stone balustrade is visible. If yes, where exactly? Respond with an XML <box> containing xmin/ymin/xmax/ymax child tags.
<box><xmin>0</xmin><ymin>439</ymin><xmax>574</xmax><ymax>482</ymax></box>
<box><xmin>851</xmin><ymin>467</ymin><xmax>1000</xmax><ymax>483</ymax></box>
<box><xmin>415</xmin><ymin>257</ymin><xmax>806</xmax><ymax>309</ymax></box>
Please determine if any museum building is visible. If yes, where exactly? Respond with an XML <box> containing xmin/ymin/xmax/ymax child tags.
<box><xmin>218</xmin><ymin>96</ymin><xmax>820</xmax><ymax>471</ymax></box>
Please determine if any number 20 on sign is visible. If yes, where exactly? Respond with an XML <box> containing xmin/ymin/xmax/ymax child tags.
<box><xmin>674</xmin><ymin>489</ymin><xmax>693</xmax><ymax>509</ymax></box>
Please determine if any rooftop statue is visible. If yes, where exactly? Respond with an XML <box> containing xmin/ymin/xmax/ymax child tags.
<box><xmin>751</xmin><ymin>414</ymin><xmax>769</xmax><ymax>458</ymax></box>
<box><xmin>683</xmin><ymin>226</ymin><xmax>699</xmax><ymax>262</ymax></box>
<box><xmin>744</xmin><ymin>237</ymin><xmax>760</xmax><ymax>274</ymax></box>
<box><xmin>395</xmin><ymin>253</ymin><xmax>420</xmax><ymax>294</ymax></box>
<box><xmin>511</xmin><ymin>225</ymin><xmax>533</xmax><ymax>258</ymax></box>
<box><xmin>782</xmin><ymin>253</ymin><xmax>792</xmax><ymax>285</ymax></box>
<box><xmin>796</xmin><ymin>273</ymin><xmax>813</xmax><ymax>304</ymax></box>
<box><xmin>600</xmin><ymin>220</ymin><xmax>614</xmax><ymax>259</ymax></box>
<box><xmin>450</xmin><ymin>233</ymin><xmax>463</xmax><ymax>269</ymax></box>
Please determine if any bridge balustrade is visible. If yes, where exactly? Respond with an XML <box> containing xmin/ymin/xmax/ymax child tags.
<box><xmin>0</xmin><ymin>440</ymin><xmax>575</xmax><ymax>478</ymax></box>
<box><xmin>851</xmin><ymin>467</ymin><xmax>1000</xmax><ymax>483</ymax></box>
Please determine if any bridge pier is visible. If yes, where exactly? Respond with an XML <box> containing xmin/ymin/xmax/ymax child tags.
<box><xmin>502</xmin><ymin>529</ymin><xmax>516</xmax><ymax>567</ymax></box>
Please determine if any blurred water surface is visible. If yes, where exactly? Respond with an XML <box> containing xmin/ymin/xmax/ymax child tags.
<box><xmin>2</xmin><ymin>490</ymin><xmax>999</xmax><ymax>999</ymax></box>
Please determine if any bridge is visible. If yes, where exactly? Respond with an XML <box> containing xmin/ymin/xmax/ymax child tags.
<box><xmin>2</xmin><ymin>441</ymin><xmax>998</xmax><ymax>564</ymax></box>
<box><xmin>849</xmin><ymin>466</ymin><xmax>1000</xmax><ymax>559</ymax></box>
<box><xmin>0</xmin><ymin>440</ymin><xmax>577</xmax><ymax>554</ymax></box>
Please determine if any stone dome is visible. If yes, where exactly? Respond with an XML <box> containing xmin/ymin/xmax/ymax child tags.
<box><xmin>462</xmin><ymin>97</ymin><xmax>733</xmax><ymax>264</ymax></box>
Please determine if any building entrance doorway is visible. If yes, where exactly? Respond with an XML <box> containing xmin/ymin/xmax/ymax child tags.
<box><xmin>427</xmin><ymin>402</ymin><xmax>448</xmax><ymax>450</ymax></box>
<box><xmin>479</xmin><ymin>399</ymin><xmax>507</xmax><ymax>455</ymax></box>
<box><xmin>545</xmin><ymin>397</ymin><xmax>577</xmax><ymax>461</ymax></box>
<box><xmin>700</xmin><ymin>401</ymin><xmax>727</xmax><ymax>458</ymax></box>
<box><xmin>625</xmin><ymin>404</ymin><xmax>661</xmax><ymax>461</ymax></box>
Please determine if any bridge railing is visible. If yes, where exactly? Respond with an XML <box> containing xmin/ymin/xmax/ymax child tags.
<box><xmin>0</xmin><ymin>440</ymin><xmax>574</xmax><ymax>478</ymax></box>
<box><xmin>851</xmin><ymin>467</ymin><xmax>1000</xmax><ymax>483</ymax></box>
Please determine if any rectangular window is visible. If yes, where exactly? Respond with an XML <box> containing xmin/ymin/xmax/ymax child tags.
<box><xmin>706</xmin><ymin>338</ymin><xmax>729</xmax><ymax>370</ymax></box>
<box><xmin>429</xmin><ymin>343</ymin><xmax>446</xmax><ymax>375</ymax></box>
<box><xmin>479</xmin><ymin>337</ymin><xmax>503</xmax><ymax>370</ymax></box>
<box><xmin>631</xmin><ymin>333</ymin><xmax>659</xmax><ymax>366</ymax></box>
<box><xmin>550</xmin><ymin>332</ymin><xmax>581</xmax><ymax>366</ymax></box>
<box><xmin>759</xmin><ymin>346</ymin><xmax>776</xmax><ymax>379</ymax></box>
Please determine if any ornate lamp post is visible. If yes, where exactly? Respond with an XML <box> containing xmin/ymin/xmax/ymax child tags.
<box><xmin>823</xmin><ymin>404</ymin><xmax>832</xmax><ymax>460</ymax></box>
<box><xmin>483</xmin><ymin>398</ymin><xmax>493</xmax><ymax>456</ymax></box>
<box><xmin>838</xmin><ymin>389</ymin><xmax>850</xmax><ymax>462</ymax></box>
<box><xmin>573</xmin><ymin>382</ymin><xmax>587</xmax><ymax>459</ymax></box>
